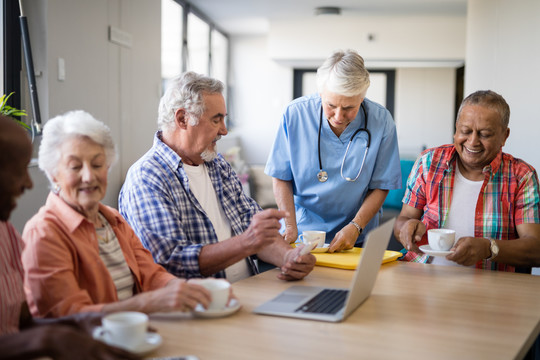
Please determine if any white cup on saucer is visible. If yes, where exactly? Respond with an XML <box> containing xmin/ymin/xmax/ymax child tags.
<box><xmin>94</xmin><ymin>311</ymin><xmax>148</xmax><ymax>350</ymax></box>
<box><xmin>298</xmin><ymin>230</ymin><xmax>326</xmax><ymax>248</ymax></box>
<box><xmin>190</xmin><ymin>278</ymin><xmax>231</xmax><ymax>310</ymax></box>
<box><xmin>427</xmin><ymin>229</ymin><xmax>456</xmax><ymax>251</ymax></box>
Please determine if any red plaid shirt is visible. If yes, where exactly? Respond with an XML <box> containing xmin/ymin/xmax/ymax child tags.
<box><xmin>401</xmin><ymin>145</ymin><xmax>540</xmax><ymax>272</ymax></box>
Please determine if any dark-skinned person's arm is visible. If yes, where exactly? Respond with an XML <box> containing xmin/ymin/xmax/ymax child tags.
<box><xmin>393</xmin><ymin>204</ymin><xmax>426</xmax><ymax>254</ymax></box>
<box><xmin>0</xmin><ymin>324</ymin><xmax>141</xmax><ymax>360</ymax></box>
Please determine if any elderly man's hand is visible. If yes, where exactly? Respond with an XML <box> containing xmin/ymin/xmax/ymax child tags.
<box><xmin>399</xmin><ymin>219</ymin><xmax>426</xmax><ymax>254</ymax></box>
<box><xmin>277</xmin><ymin>247</ymin><xmax>316</xmax><ymax>280</ymax></box>
<box><xmin>446</xmin><ymin>237</ymin><xmax>491</xmax><ymax>266</ymax></box>
<box><xmin>243</xmin><ymin>209</ymin><xmax>287</xmax><ymax>253</ymax></box>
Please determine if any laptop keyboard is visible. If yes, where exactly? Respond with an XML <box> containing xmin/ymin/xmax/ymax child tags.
<box><xmin>295</xmin><ymin>289</ymin><xmax>348</xmax><ymax>314</ymax></box>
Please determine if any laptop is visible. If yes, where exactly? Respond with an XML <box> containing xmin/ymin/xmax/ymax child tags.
<box><xmin>253</xmin><ymin>218</ymin><xmax>395</xmax><ymax>322</ymax></box>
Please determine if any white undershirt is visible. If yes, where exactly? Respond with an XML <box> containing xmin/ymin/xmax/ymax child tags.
<box><xmin>431</xmin><ymin>163</ymin><xmax>483</xmax><ymax>266</ymax></box>
<box><xmin>183</xmin><ymin>163</ymin><xmax>251</xmax><ymax>282</ymax></box>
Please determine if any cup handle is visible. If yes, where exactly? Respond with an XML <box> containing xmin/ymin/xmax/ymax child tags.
<box><xmin>92</xmin><ymin>326</ymin><xmax>107</xmax><ymax>341</ymax></box>
<box><xmin>298</xmin><ymin>234</ymin><xmax>305</xmax><ymax>243</ymax></box>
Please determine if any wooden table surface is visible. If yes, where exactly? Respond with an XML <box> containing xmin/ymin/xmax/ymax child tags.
<box><xmin>147</xmin><ymin>261</ymin><xmax>540</xmax><ymax>360</ymax></box>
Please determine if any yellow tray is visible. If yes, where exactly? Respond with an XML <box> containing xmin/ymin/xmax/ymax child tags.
<box><xmin>313</xmin><ymin>247</ymin><xmax>402</xmax><ymax>270</ymax></box>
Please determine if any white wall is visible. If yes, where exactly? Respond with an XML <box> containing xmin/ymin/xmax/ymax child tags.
<box><xmin>465</xmin><ymin>0</ymin><xmax>540</xmax><ymax>171</ymax></box>
<box><xmin>227</xmin><ymin>35</ymin><xmax>292</xmax><ymax>165</ymax></box>
<box><xmin>228</xmin><ymin>14</ymin><xmax>466</xmax><ymax>166</ymax></box>
<box><xmin>268</xmin><ymin>15</ymin><xmax>466</xmax><ymax>64</ymax></box>
<box><xmin>395</xmin><ymin>68</ymin><xmax>456</xmax><ymax>158</ymax></box>
<box><xmin>11</xmin><ymin>0</ymin><xmax>161</xmax><ymax>232</ymax></box>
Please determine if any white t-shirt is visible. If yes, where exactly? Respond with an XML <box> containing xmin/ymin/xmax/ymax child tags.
<box><xmin>431</xmin><ymin>164</ymin><xmax>483</xmax><ymax>266</ymax></box>
<box><xmin>183</xmin><ymin>163</ymin><xmax>251</xmax><ymax>282</ymax></box>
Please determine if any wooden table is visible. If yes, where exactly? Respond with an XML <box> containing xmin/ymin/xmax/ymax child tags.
<box><xmin>147</xmin><ymin>262</ymin><xmax>540</xmax><ymax>360</ymax></box>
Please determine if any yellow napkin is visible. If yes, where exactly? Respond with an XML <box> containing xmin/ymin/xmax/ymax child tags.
<box><xmin>313</xmin><ymin>247</ymin><xmax>402</xmax><ymax>270</ymax></box>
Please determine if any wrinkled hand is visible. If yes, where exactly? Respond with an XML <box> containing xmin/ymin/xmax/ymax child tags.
<box><xmin>243</xmin><ymin>209</ymin><xmax>287</xmax><ymax>252</ymax></box>
<box><xmin>282</xmin><ymin>225</ymin><xmax>298</xmax><ymax>244</ymax></box>
<box><xmin>278</xmin><ymin>247</ymin><xmax>316</xmax><ymax>280</ymax></box>
<box><xmin>399</xmin><ymin>219</ymin><xmax>426</xmax><ymax>254</ymax></box>
<box><xmin>142</xmin><ymin>278</ymin><xmax>212</xmax><ymax>313</ymax></box>
<box><xmin>446</xmin><ymin>237</ymin><xmax>491</xmax><ymax>266</ymax></box>
<box><xmin>26</xmin><ymin>324</ymin><xmax>141</xmax><ymax>360</ymax></box>
<box><xmin>328</xmin><ymin>225</ymin><xmax>357</xmax><ymax>253</ymax></box>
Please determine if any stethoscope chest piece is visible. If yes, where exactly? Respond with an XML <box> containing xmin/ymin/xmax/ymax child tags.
<box><xmin>317</xmin><ymin>170</ymin><xmax>328</xmax><ymax>183</ymax></box>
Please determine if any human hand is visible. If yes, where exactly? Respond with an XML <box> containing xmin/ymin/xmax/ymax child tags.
<box><xmin>446</xmin><ymin>236</ymin><xmax>491</xmax><ymax>266</ymax></box>
<box><xmin>328</xmin><ymin>225</ymin><xmax>358</xmax><ymax>253</ymax></box>
<box><xmin>278</xmin><ymin>247</ymin><xmax>316</xmax><ymax>281</ymax></box>
<box><xmin>140</xmin><ymin>278</ymin><xmax>212</xmax><ymax>313</ymax></box>
<box><xmin>282</xmin><ymin>225</ymin><xmax>298</xmax><ymax>244</ymax></box>
<box><xmin>13</xmin><ymin>324</ymin><xmax>141</xmax><ymax>360</ymax></box>
<box><xmin>399</xmin><ymin>219</ymin><xmax>426</xmax><ymax>254</ymax></box>
<box><xmin>243</xmin><ymin>209</ymin><xmax>287</xmax><ymax>252</ymax></box>
<box><xmin>53</xmin><ymin>312</ymin><xmax>103</xmax><ymax>335</ymax></box>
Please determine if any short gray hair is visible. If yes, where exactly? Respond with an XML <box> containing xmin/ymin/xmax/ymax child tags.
<box><xmin>38</xmin><ymin>110</ymin><xmax>117</xmax><ymax>185</ymax></box>
<box><xmin>158</xmin><ymin>71</ymin><xmax>224</xmax><ymax>132</ymax></box>
<box><xmin>316</xmin><ymin>49</ymin><xmax>370</xmax><ymax>97</ymax></box>
<box><xmin>457</xmin><ymin>90</ymin><xmax>510</xmax><ymax>129</ymax></box>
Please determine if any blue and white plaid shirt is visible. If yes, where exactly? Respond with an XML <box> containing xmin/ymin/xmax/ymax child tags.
<box><xmin>119</xmin><ymin>132</ymin><xmax>262</xmax><ymax>279</ymax></box>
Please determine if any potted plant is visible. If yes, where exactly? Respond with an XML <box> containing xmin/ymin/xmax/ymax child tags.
<box><xmin>0</xmin><ymin>92</ymin><xmax>30</xmax><ymax>130</ymax></box>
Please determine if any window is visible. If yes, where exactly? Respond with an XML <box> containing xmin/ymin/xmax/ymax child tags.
<box><xmin>210</xmin><ymin>29</ymin><xmax>228</xmax><ymax>84</ymax></box>
<box><xmin>160</xmin><ymin>0</ymin><xmax>230</xmax><ymax>119</ymax></box>
<box><xmin>161</xmin><ymin>0</ymin><xmax>183</xmax><ymax>80</ymax></box>
<box><xmin>186</xmin><ymin>13</ymin><xmax>209</xmax><ymax>75</ymax></box>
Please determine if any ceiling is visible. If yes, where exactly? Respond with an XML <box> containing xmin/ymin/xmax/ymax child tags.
<box><xmin>188</xmin><ymin>0</ymin><xmax>467</xmax><ymax>35</ymax></box>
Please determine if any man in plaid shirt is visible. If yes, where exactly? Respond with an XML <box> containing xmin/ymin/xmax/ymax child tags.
<box><xmin>119</xmin><ymin>72</ymin><xmax>315</xmax><ymax>282</ymax></box>
<box><xmin>394</xmin><ymin>90</ymin><xmax>540</xmax><ymax>272</ymax></box>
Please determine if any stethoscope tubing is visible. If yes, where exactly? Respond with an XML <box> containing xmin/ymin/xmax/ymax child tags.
<box><xmin>317</xmin><ymin>102</ymin><xmax>371</xmax><ymax>182</ymax></box>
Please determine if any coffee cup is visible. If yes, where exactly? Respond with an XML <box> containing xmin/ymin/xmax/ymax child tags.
<box><xmin>190</xmin><ymin>278</ymin><xmax>231</xmax><ymax>310</ymax></box>
<box><xmin>427</xmin><ymin>229</ymin><xmax>456</xmax><ymax>251</ymax></box>
<box><xmin>93</xmin><ymin>311</ymin><xmax>148</xmax><ymax>350</ymax></box>
<box><xmin>298</xmin><ymin>230</ymin><xmax>326</xmax><ymax>248</ymax></box>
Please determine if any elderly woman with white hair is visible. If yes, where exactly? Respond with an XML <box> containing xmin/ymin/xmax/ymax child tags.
<box><xmin>21</xmin><ymin>110</ymin><xmax>215</xmax><ymax>318</ymax></box>
<box><xmin>265</xmin><ymin>49</ymin><xmax>402</xmax><ymax>252</ymax></box>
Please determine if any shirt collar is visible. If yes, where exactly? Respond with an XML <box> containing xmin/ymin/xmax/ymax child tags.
<box><xmin>154</xmin><ymin>131</ymin><xmax>184</xmax><ymax>171</ymax></box>
<box><xmin>445</xmin><ymin>145</ymin><xmax>504</xmax><ymax>176</ymax></box>
<box><xmin>46</xmin><ymin>192</ymin><xmax>121</xmax><ymax>233</ymax></box>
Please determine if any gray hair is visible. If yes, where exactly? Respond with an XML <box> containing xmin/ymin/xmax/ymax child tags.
<box><xmin>457</xmin><ymin>90</ymin><xmax>510</xmax><ymax>129</ymax></box>
<box><xmin>316</xmin><ymin>49</ymin><xmax>370</xmax><ymax>97</ymax></box>
<box><xmin>158</xmin><ymin>71</ymin><xmax>224</xmax><ymax>132</ymax></box>
<box><xmin>38</xmin><ymin>110</ymin><xmax>117</xmax><ymax>185</ymax></box>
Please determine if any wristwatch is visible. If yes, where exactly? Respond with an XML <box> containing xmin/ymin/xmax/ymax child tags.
<box><xmin>486</xmin><ymin>238</ymin><xmax>499</xmax><ymax>261</ymax></box>
<box><xmin>349</xmin><ymin>220</ymin><xmax>363</xmax><ymax>236</ymax></box>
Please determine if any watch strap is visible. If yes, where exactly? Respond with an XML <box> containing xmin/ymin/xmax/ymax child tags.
<box><xmin>349</xmin><ymin>220</ymin><xmax>363</xmax><ymax>236</ymax></box>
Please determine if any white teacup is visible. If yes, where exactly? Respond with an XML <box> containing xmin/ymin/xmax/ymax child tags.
<box><xmin>93</xmin><ymin>311</ymin><xmax>148</xmax><ymax>349</ymax></box>
<box><xmin>298</xmin><ymin>230</ymin><xmax>326</xmax><ymax>248</ymax></box>
<box><xmin>428</xmin><ymin>229</ymin><xmax>456</xmax><ymax>251</ymax></box>
<box><xmin>190</xmin><ymin>278</ymin><xmax>231</xmax><ymax>310</ymax></box>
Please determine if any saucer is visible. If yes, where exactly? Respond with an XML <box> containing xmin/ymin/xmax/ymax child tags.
<box><xmin>93</xmin><ymin>330</ymin><xmax>162</xmax><ymax>355</ymax></box>
<box><xmin>311</xmin><ymin>243</ymin><xmax>330</xmax><ymax>253</ymax></box>
<box><xmin>193</xmin><ymin>298</ymin><xmax>241</xmax><ymax>318</ymax></box>
<box><xmin>419</xmin><ymin>245</ymin><xmax>454</xmax><ymax>257</ymax></box>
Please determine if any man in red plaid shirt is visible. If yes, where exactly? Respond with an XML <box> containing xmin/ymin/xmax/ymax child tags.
<box><xmin>394</xmin><ymin>90</ymin><xmax>540</xmax><ymax>273</ymax></box>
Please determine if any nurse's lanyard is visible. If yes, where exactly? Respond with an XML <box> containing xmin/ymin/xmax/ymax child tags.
<box><xmin>317</xmin><ymin>102</ymin><xmax>371</xmax><ymax>182</ymax></box>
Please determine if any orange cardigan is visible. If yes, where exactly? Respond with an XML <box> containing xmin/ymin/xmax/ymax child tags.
<box><xmin>22</xmin><ymin>193</ymin><xmax>175</xmax><ymax>317</ymax></box>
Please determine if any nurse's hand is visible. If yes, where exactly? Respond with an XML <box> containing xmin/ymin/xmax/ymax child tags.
<box><xmin>328</xmin><ymin>225</ymin><xmax>357</xmax><ymax>253</ymax></box>
<box><xmin>282</xmin><ymin>225</ymin><xmax>298</xmax><ymax>244</ymax></box>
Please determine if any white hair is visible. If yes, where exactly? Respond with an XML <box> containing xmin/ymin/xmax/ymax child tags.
<box><xmin>38</xmin><ymin>110</ymin><xmax>117</xmax><ymax>186</ymax></box>
<box><xmin>316</xmin><ymin>49</ymin><xmax>370</xmax><ymax>97</ymax></box>
<box><xmin>158</xmin><ymin>71</ymin><xmax>224</xmax><ymax>133</ymax></box>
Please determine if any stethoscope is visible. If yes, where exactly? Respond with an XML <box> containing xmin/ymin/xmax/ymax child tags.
<box><xmin>317</xmin><ymin>102</ymin><xmax>371</xmax><ymax>182</ymax></box>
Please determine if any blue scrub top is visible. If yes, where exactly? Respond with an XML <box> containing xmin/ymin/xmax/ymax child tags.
<box><xmin>265</xmin><ymin>93</ymin><xmax>401</xmax><ymax>244</ymax></box>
